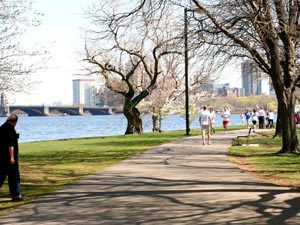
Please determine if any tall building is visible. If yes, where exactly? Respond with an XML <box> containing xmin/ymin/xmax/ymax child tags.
<box><xmin>241</xmin><ymin>60</ymin><xmax>273</xmax><ymax>96</ymax></box>
<box><xmin>73</xmin><ymin>79</ymin><xmax>97</xmax><ymax>107</ymax></box>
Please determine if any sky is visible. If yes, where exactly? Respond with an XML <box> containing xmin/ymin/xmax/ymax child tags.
<box><xmin>12</xmin><ymin>0</ymin><xmax>242</xmax><ymax>106</ymax></box>
<box><xmin>12</xmin><ymin>0</ymin><xmax>93</xmax><ymax>105</ymax></box>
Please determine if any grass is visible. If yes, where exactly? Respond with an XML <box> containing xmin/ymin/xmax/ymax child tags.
<box><xmin>0</xmin><ymin>130</ymin><xmax>198</xmax><ymax>212</ymax></box>
<box><xmin>228</xmin><ymin>130</ymin><xmax>300</xmax><ymax>188</ymax></box>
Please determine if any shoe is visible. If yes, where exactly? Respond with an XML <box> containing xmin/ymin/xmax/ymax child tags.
<box><xmin>202</xmin><ymin>142</ymin><xmax>205</xmax><ymax>145</ymax></box>
<box><xmin>208</xmin><ymin>141</ymin><xmax>211</xmax><ymax>145</ymax></box>
<box><xmin>11</xmin><ymin>194</ymin><xmax>24</xmax><ymax>202</ymax></box>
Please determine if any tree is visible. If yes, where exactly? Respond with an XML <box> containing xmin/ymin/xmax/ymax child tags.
<box><xmin>0</xmin><ymin>0</ymin><xmax>42</xmax><ymax>98</ymax></box>
<box><xmin>83</xmin><ymin>0</ymin><xmax>182</xmax><ymax>134</ymax></box>
<box><xmin>113</xmin><ymin>0</ymin><xmax>300</xmax><ymax>152</ymax></box>
<box><xmin>140</xmin><ymin>66</ymin><xmax>180</xmax><ymax>132</ymax></box>
<box><xmin>188</xmin><ymin>0</ymin><xmax>300</xmax><ymax>153</ymax></box>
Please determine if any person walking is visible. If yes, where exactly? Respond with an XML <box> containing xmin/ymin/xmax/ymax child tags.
<box><xmin>209</xmin><ymin>107</ymin><xmax>216</xmax><ymax>134</ymax></box>
<box><xmin>258</xmin><ymin>106</ymin><xmax>266</xmax><ymax>129</ymax></box>
<box><xmin>240</xmin><ymin>112</ymin><xmax>245</xmax><ymax>126</ymax></box>
<box><xmin>221</xmin><ymin>107</ymin><xmax>231</xmax><ymax>133</ymax></box>
<box><xmin>199</xmin><ymin>105</ymin><xmax>212</xmax><ymax>145</ymax></box>
<box><xmin>0</xmin><ymin>114</ymin><xmax>23</xmax><ymax>201</ymax></box>
<box><xmin>267</xmin><ymin>109</ymin><xmax>275</xmax><ymax>129</ymax></box>
<box><xmin>251</xmin><ymin>108</ymin><xmax>259</xmax><ymax>132</ymax></box>
<box><xmin>245</xmin><ymin>109</ymin><xmax>251</xmax><ymax>128</ymax></box>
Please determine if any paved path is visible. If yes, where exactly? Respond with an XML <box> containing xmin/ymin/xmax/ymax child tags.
<box><xmin>0</xmin><ymin>130</ymin><xmax>299</xmax><ymax>224</ymax></box>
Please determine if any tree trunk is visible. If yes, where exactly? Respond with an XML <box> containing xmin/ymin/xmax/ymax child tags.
<box><xmin>273</xmin><ymin>105</ymin><xmax>282</xmax><ymax>138</ymax></box>
<box><xmin>151</xmin><ymin>107</ymin><xmax>160</xmax><ymax>132</ymax></box>
<box><xmin>123</xmin><ymin>101</ymin><xmax>143</xmax><ymax>134</ymax></box>
<box><xmin>152</xmin><ymin>114</ymin><xmax>160</xmax><ymax>132</ymax></box>
<box><xmin>277</xmin><ymin>90</ymin><xmax>299</xmax><ymax>153</ymax></box>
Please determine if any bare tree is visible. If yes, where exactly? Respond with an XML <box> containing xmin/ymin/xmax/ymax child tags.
<box><xmin>82</xmin><ymin>0</ymin><xmax>182</xmax><ymax>134</ymax></box>
<box><xmin>0</xmin><ymin>0</ymin><xmax>42</xmax><ymax>97</ymax></box>
<box><xmin>96</xmin><ymin>0</ymin><xmax>300</xmax><ymax>152</ymax></box>
<box><xmin>186</xmin><ymin>0</ymin><xmax>300</xmax><ymax>153</ymax></box>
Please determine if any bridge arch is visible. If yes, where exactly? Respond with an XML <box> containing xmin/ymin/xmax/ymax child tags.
<box><xmin>10</xmin><ymin>107</ymin><xmax>45</xmax><ymax>116</ymax></box>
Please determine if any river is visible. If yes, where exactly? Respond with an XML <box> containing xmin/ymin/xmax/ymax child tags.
<box><xmin>0</xmin><ymin>113</ymin><xmax>265</xmax><ymax>143</ymax></box>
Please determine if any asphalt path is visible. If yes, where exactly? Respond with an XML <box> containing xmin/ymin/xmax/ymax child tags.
<box><xmin>0</xmin><ymin>130</ymin><xmax>299</xmax><ymax>224</ymax></box>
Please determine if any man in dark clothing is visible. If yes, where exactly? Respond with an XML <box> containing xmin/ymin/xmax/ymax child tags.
<box><xmin>0</xmin><ymin>114</ymin><xmax>23</xmax><ymax>201</ymax></box>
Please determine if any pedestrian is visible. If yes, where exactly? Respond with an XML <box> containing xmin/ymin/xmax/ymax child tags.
<box><xmin>245</xmin><ymin>109</ymin><xmax>251</xmax><ymax>128</ymax></box>
<box><xmin>267</xmin><ymin>109</ymin><xmax>274</xmax><ymax>129</ymax></box>
<box><xmin>209</xmin><ymin>107</ymin><xmax>216</xmax><ymax>134</ymax></box>
<box><xmin>221</xmin><ymin>107</ymin><xmax>231</xmax><ymax>133</ymax></box>
<box><xmin>199</xmin><ymin>105</ymin><xmax>212</xmax><ymax>145</ymax></box>
<box><xmin>240</xmin><ymin>112</ymin><xmax>245</xmax><ymax>126</ymax></box>
<box><xmin>251</xmin><ymin>108</ymin><xmax>259</xmax><ymax>132</ymax></box>
<box><xmin>258</xmin><ymin>106</ymin><xmax>266</xmax><ymax>129</ymax></box>
<box><xmin>0</xmin><ymin>114</ymin><xmax>23</xmax><ymax>201</ymax></box>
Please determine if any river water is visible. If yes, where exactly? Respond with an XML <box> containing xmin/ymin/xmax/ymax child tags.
<box><xmin>0</xmin><ymin>113</ymin><xmax>258</xmax><ymax>143</ymax></box>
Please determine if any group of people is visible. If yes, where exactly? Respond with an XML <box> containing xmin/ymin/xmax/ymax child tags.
<box><xmin>243</xmin><ymin>107</ymin><xmax>275</xmax><ymax>131</ymax></box>
<box><xmin>198</xmin><ymin>106</ymin><xmax>230</xmax><ymax>145</ymax></box>
<box><xmin>199</xmin><ymin>105</ymin><xmax>276</xmax><ymax>145</ymax></box>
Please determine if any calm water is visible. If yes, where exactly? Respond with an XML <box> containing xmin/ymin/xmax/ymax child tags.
<box><xmin>0</xmin><ymin>113</ymin><xmax>256</xmax><ymax>143</ymax></box>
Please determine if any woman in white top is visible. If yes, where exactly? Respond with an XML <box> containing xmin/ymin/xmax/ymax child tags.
<box><xmin>221</xmin><ymin>107</ymin><xmax>230</xmax><ymax>133</ymax></box>
<box><xmin>251</xmin><ymin>108</ymin><xmax>259</xmax><ymax>132</ymax></box>
<box><xmin>267</xmin><ymin>109</ymin><xmax>275</xmax><ymax>128</ymax></box>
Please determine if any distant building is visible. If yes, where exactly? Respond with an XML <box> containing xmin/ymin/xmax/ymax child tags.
<box><xmin>72</xmin><ymin>79</ymin><xmax>98</xmax><ymax>107</ymax></box>
<box><xmin>241</xmin><ymin>60</ymin><xmax>274</xmax><ymax>96</ymax></box>
<box><xmin>200</xmin><ymin>83</ymin><xmax>238</xmax><ymax>97</ymax></box>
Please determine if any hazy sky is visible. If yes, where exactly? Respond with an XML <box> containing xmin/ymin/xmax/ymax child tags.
<box><xmin>12</xmin><ymin>0</ymin><xmax>241</xmax><ymax>105</ymax></box>
<box><xmin>13</xmin><ymin>0</ymin><xmax>93</xmax><ymax>105</ymax></box>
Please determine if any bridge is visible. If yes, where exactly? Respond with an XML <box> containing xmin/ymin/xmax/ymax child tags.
<box><xmin>0</xmin><ymin>105</ymin><xmax>114</xmax><ymax>117</ymax></box>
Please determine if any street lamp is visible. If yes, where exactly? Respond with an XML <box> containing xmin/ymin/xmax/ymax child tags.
<box><xmin>184</xmin><ymin>7</ymin><xmax>203</xmax><ymax>136</ymax></box>
<box><xmin>184</xmin><ymin>8</ymin><xmax>192</xmax><ymax>136</ymax></box>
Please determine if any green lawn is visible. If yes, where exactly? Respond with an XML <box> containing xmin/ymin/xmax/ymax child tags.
<box><xmin>229</xmin><ymin>130</ymin><xmax>300</xmax><ymax>188</ymax></box>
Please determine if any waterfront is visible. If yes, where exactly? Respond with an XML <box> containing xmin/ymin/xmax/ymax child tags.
<box><xmin>0</xmin><ymin>114</ymin><xmax>268</xmax><ymax>143</ymax></box>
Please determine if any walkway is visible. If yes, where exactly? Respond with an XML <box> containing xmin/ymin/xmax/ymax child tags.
<box><xmin>0</xmin><ymin>130</ymin><xmax>299</xmax><ymax>224</ymax></box>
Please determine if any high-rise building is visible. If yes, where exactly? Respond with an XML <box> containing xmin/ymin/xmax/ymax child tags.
<box><xmin>241</xmin><ymin>60</ymin><xmax>273</xmax><ymax>96</ymax></box>
<box><xmin>72</xmin><ymin>79</ymin><xmax>97</xmax><ymax>107</ymax></box>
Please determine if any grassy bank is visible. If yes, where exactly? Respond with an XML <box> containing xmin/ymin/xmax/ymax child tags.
<box><xmin>0</xmin><ymin>130</ymin><xmax>198</xmax><ymax>211</ymax></box>
<box><xmin>228</xmin><ymin>130</ymin><xmax>300</xmax><ymax>188</ymax></box>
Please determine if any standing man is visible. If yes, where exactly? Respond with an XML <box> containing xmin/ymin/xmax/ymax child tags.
<box><xmin>221</xmin><ymin>107</ymin><xmax>231</xmax><ymax>133</ymax></box>
<box><xmin>199</xmin><ymin>105</ymin><xmax>212</xmax><ymax>145</ymax></box>
<box><xmin>258</xmin><ymin>106</ymin><xmax>266</xmax><ymax>129</ymax></box>
<box><xmin>0</xmin><ymin>114</ymin><xmax>23</xmax><ymax>201</ymax></box>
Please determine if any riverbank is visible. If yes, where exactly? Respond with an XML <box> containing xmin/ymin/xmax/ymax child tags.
<box><xmin>0</xmin><ymin>114</ymin><xmax>272</xmax><ymax>143</ymax></box>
